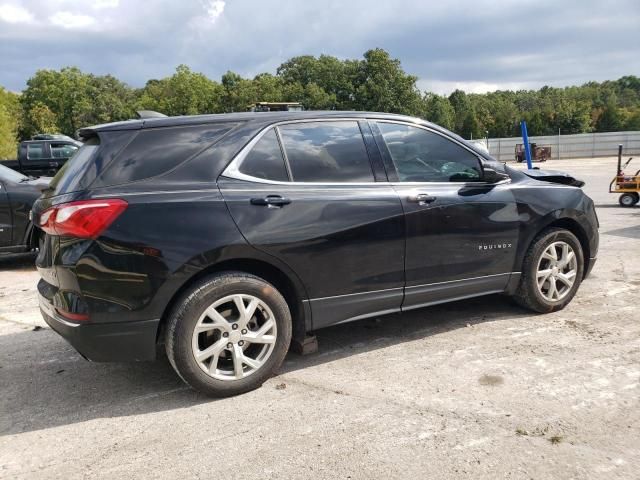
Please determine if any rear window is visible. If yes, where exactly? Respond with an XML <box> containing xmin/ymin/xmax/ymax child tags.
<box><xmin>48</xmin><ymin>137</ymin><xmax>100</xmax><ymax>196</ymax></box>
<box><xmin>93</xmin><ymin>124</ymin><xmax>233</xmax><ymax>187</ymax></box>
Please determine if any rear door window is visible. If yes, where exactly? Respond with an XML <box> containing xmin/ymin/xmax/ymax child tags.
<box><xmin>26</xmin><ymin>143</ymin><xmax>46</xmax><ymax>161</ymax></box>
<box><xmin>239</xmin><ymin>129</ymin><xmax>289</xmax><ymax>181</ymax></box>
<box><xmin>278</xmin><ymin>121</ymin><xmax>374</xmax><ymax>182</ymax></box>
<box><xmin>94</xmin><ymin>123</ymin><xmax>235</xmax><ymax>187</ymax></box>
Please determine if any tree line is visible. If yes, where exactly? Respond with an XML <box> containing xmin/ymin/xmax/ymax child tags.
<box><xmin>1</xmin><ymin>48</ymin><xmax>640</xmax><ymax>158</ymax></box>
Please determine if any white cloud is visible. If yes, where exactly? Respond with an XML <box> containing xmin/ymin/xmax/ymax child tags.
<box><xmin>418</xmin><ymin>79</ymin><xmax>533</xmax><ymax>96</ymax></box>
<box><xmin>0</xmin><ymin>3</ymin><xmax>34</xmax><ymax>24</ymax></box>
<box><xmin>202</xmin><ymin>0</ymin><xmax>225</xmax><ymax>23</ymax></box>
<box><xmin>49</xmin><ymin>11</ymin><xmax>96</xmax><ymax>29</ymax></box>
<box><xmin>0</xmin><ymin>0</ymin><xmax>638</xmax><ymax>94</ymax></box>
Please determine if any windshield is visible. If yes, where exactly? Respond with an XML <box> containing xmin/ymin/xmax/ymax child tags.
<box><xmin>0</xmin><ymin>163</ymin><xmax>29</xmax><ymax>183</ymax></box>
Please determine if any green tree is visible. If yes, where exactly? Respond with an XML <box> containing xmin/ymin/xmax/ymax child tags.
<box><xmin>422</xmin><ymin>93</ymin><xmax>455</xmax><ymax>130</ymax></box>
<box><xmin>137</xmin><ymin>65</ymin><xmax>221</xmax><ymax>115</ymax></box>
<box><xmin>20</xmin><ymin>67</ymin><xmax>135</xmax><ymax>137</ymax></box>
<box><xmin>25</xmin><ymin>102</ymin><xmax>59</xmax><ymax>135</ymax></box>
<box><xmin>595</xmin><ymin>97</ymin><xmax>623</xmax><ymax>132</ymax></box>
<box><xmin>0</xmin><ymin>87</ymin><xmax>20</xmax><ymax>158</ymax></box>
<box><xmin>624</xmin><ymin>109</ymin><xmax>640</xmax><ymax>130</ymax></box>
<box><xmin>301</xmin><ymin>83</ymin><xmax>336</xmax><ymax>110</ymax></box>
<box><xmin>221</xmin><ymin>71</ymin><xmax>257</xmax><ymax>112</ymax></box>
<box><xmin>90</xmin><ymin>75</ymin><xmax>136</xmax><ymax>124</ymax></box>
<box><xmin>448</xmin><ymin>89</ymin><xmax>483</xmax><ymax>138</ymax></box>
<box><xmin>6</xmin><ymin>57</ymin><xmax>639</xmax><ymax>143</ymax></box>
<box><xmin>353</xmin><ymin>49</ymin><xmax>422</xmax><ymax>115</ymax></box>
<box><xmin>276</xmin><ymin>54</ymin><xmax>355</xmax><ymax>109</ymax></box>
<box><xmin>21</xmin><ymin>67</ymin><xmax>89</xmax><ymax>136</ymax></box>
<box><xmin>253</xmin><ymin>73</ymin><xmax>284</xmax><ymax>102</ymax></box>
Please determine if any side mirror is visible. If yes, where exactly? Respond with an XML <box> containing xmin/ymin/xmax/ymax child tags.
<box><xmin>483</xmin><ymin>165</ymin><xmax>509</xmax><ymax>183</ymax></box>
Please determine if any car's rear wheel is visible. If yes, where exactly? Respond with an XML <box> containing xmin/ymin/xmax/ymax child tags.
<box><xmin>165</xmin><ymin>272</ymin><xmax>292</xmax><ymax>397</ymax></box>
<box><xmin>619</xmin><ymin>192</ymin><xmax>639</xmax><ymax>207</ymax></box>
<box><xmin>513</xmin><ymin>228</ymin><xmax>584</xmax><ymax>313</ymax></box>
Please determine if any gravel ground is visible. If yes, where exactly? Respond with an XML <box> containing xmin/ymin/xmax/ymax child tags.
<box><xmin>0</xmin><ymin>157</ymin><xmax>638</xmax><ymax>479</ymax></box>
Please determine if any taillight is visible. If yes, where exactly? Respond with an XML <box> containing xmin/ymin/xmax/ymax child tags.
<box><xmin>39</xmin><ymin>199</ymin><xmax>128</xmax><ymax>239</ymax></box>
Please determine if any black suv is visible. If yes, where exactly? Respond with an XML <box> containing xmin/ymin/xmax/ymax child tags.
<box><xmin>33</xmin><ymin>112</ymin><xmax>598</xmax><ymax>397</ymax></box>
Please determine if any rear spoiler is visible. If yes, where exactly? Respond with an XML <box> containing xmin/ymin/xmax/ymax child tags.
<box><xmin>136</xmin><ymin>110</ymin><xmax>167</xmax><ymax>119</ymax></box>
<box><xmin>76</xmin><ymin>111</ymin><xmax>168</xmax><ymax>139</ymax></box>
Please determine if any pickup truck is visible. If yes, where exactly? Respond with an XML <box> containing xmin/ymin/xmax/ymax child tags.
<box><xmin>1</xmin><ymin>136</ymin><xmax>82</xmax><ymax>177</ymax></box>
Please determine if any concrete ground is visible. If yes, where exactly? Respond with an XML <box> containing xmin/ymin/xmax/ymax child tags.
<box><xmin>1</xmin><ymin>157</ymin><xmax>638</xmax><ymax>479</ymax></box>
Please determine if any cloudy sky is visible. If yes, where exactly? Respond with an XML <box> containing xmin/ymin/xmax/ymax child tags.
<box><xmin>1</xmin><ymin>0</ymin><xmax>639</xmax><ymax>94</ymax></box>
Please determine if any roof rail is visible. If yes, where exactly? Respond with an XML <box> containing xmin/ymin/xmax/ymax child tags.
<box><xmin>136</xmin><ymin>110</ymin><xmax>167</xmax><ymax>119</ymax></box>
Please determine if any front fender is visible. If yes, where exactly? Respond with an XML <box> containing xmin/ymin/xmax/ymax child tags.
<box><xmin>512</xmin><ymin>187</ymin><xmax>598</xmax><ymax>274</ymax></box>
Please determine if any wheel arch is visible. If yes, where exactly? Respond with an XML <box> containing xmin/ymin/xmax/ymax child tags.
<box><xmin>157</xmin><ymin>256</ymin><xmax>311</xmax><ymax>349</ymax></box>
<box><xmin>519</xmin><ymin>215</ymin><xmax>591</xmax><ymax>279</ymax></box>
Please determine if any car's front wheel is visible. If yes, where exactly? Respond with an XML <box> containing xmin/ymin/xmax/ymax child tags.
<box><xmin>514</xmin><ymin>228</ymin><xmax>584</xmax><ymax>313</ymax></box>
<box><xmin>165</xmin><ymin>272</ymin><xmax>292</xmax><ymax>397</ymax></box>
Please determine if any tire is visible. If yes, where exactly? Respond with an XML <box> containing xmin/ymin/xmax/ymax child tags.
<box><xmin>513</xmin><ymin>228</ymin><xmax>584</xmax><ymax>313</ymax></box>
<box><xmin>165</xmin><ymin>272</ymin><xmax>292</xmax><ymax>397</ymax></box>
<box><xmin>619</xmin><ymin>192</ymin><xmax>639</xmax><ymax>207</ymax></box>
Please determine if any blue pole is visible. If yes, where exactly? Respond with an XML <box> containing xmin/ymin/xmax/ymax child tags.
<box><xmin>520</xmin><ymin>120</ymin><xmax>533</xmax><ymax>169</ymax></box>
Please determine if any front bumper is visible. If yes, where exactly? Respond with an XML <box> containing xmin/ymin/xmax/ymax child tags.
<box><xmin>39</xmin><ymin>294</ymin><xmax>160</xmax><ymax>362</ymax></box>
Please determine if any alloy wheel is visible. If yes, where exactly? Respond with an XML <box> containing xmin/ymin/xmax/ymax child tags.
<box><xmin>536</xmin><ymin>241</ymin><xmax>578</xmax><ymax>302</ymax></box>
<box><xmin>191</xmin><ymin>294</ymin><xmax>277</xmax><ymax>381</ymax></box>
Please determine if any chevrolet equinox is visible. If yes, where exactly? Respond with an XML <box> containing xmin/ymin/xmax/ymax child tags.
<box><xmin>33</xmin><ymin>111</ymin><xmax>599</xmax><ymax>397</ymax></box>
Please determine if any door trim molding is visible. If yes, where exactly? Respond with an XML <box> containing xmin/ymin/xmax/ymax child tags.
<box><xmin>305</xmin><ymin>272</ymin><xmax>518</xmax><ymax>303</ymax></box>
<box><xmin>304</xmin><ymin>286</ymin><xmax>404</xmax><ymax>330</ymax></box>
<box><xmin>402</xmin><ymin>272</ymin><xmax>514</xmax><ymax>310</ymax></box>
<box><xmin>305</xmin><ymin>272</ymin><xmax>519</xmax><ymax>330</ymax></box>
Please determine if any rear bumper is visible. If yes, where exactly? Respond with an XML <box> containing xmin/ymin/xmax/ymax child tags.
<box><xmin>39</xmin><ymin>294</ymin><xmax>160</xmax><ymax>362</ymax></box>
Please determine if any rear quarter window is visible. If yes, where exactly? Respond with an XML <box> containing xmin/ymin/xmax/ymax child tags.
<box><xmin>239</xmin><ymin>128</ymin><xmax>289</xmax><ymax>181</ymax></box>
<box><xmin>93</xmin><ymin>123</ymin><xmax>235</xmax><ymax>187</ymax></box>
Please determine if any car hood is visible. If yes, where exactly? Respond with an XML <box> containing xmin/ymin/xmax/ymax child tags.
<box><xmin>521</xmin><ymin>168</ymin><xmax>585</xmax><ymax>187</ymax></box>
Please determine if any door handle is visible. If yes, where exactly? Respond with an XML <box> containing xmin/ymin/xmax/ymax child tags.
<box><xmin>408</xmin><ymin>193</ymin><xmax>436</xmax><ymax>205</ymax></box>
<box><xmin>250</xmin><ymin>195</ymin><xmax>291</xmax><ymax>207</ymax></box>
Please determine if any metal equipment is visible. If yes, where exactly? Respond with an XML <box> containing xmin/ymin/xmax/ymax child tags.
<box><xmin>515</xmin><ymin>143</ymin><xmax>551</xmax><ymax>163</ymax></box>
<box><xmin>610</xmin><ymin>144</ymin><xmax>640</xmax><ymax>207</ymax></box>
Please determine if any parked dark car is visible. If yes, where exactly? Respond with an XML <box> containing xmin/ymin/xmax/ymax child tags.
<box><xmin>32</xmin><ymin>111</ymin><xmax>599</xmax><ymax>397</ymax></box>
<box><xmin>0</xmin><ymin>164</ymin><xmax>49</xmax><ymax>254</ymax></box>
<box><xmin>2</xmin><ymin>137</ymin><xmax>82</xmax><ymax>177</ymax></box>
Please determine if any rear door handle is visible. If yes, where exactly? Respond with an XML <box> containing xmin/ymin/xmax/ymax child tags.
<box><xmin>408</xmin><ymin>193</ymin><xmax>436</xmax><ymax>205</ymax></box>
<box><xmin>250</xmin><ymin>195</ymin><xmax>291</xmax><ymax>207</ymax></box>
